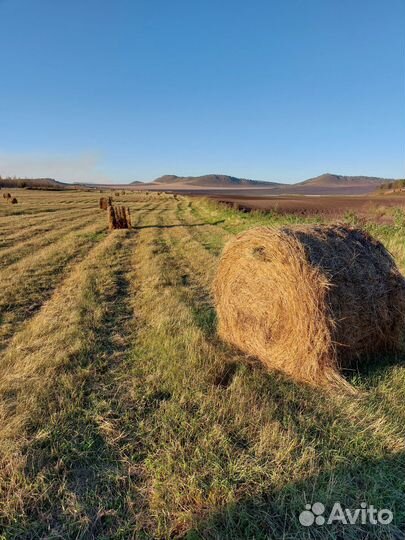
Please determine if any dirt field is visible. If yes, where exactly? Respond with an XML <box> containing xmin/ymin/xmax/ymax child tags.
<box><xmin>1</xmin><ymin>190</ymin><xmax>405</xmax><ymax>538</ymax></box>
<box><xmin>208</xmin><ymin>194</ymin><xmax>405</xmax><ymax>222</ymax></box>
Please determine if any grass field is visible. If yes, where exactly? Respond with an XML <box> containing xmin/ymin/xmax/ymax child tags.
<box><xmin>1</xmin><ymin>190</ymin><xmax>405</xmax><ymax>539</ymax></box>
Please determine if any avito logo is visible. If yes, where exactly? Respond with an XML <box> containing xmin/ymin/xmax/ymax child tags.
<box><xmin>299</xmin><ymin>502</ymin><xmax>393</xmax><ymax>527</ymax></box>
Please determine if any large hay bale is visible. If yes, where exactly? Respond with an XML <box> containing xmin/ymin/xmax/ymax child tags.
<box><xmin>99</xmin><ymin>197</ymin><xmax>111</xmax><ymax>210</ymax></box>
<box><xmin>108</xmin><ymin>205</ymin><xmax>131</xmax><ymax>230</ymax></box>
<box><xmin>213</xmin><ymin>225</ymin><xmax>405</xmax><ymax>386</ymax></box>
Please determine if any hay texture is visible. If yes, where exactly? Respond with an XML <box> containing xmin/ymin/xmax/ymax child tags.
<box><xmin>99</xmin><ymin>197</ymin><xmax>112</xmax><ymax>210</ymax></box>
<box><xmin>108</xmin><ymin>205</ymin><xmax>131</xmax><ymax>230</ymax></box>
<box><xmin>213</xmin><ymin>225</ymin><xmax>405</xmax><ymax>386</ymax></box>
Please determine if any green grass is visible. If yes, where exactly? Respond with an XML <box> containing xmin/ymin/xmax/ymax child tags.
<box><xmin>1</xmin><ymin>191</ymin><xmax>405</xmax><ymax>539</ymax></box>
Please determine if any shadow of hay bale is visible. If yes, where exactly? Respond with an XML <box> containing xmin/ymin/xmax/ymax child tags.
<box><xmin>187</xmin><ymin>451</ymin><xmax>405</xmax><ymax>539</ymax></box>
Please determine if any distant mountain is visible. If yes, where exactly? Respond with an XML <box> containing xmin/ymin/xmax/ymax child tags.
<box><xmin>0</xmin><ymin>177</ymin><xmax>100</xmax><ymax>190</ymax></box>
<box><xmin>297</xmin><ymin>173</ymin><xmax>391</xmax><ymax>187</ymax></box>
<box><xmin>2</xmin><ymin>172</ymin><xmax>396</xmax><ymax>195</ymax></box>
<box><xmin>152</xmin><ymin>174</ymin><xmax>284</xmax><ymax>187</ymax></box>
<box><xmin>152</xmin><ymin>175</ymin><xmax>181</xmax><ymax>184</ymax></box>
<box><xmin>141</xmin><ymin>172</ymin><xmax>393</xmax><ymax>194</ymax></box>
<box><xmin>0</xmin><ymin>177</ymin><xmax>68</xmax><ymax>190</ymax></box>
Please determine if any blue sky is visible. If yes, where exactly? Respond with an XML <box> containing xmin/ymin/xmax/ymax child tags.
<box><xmin>0</xmin><ymin>0</ymin><xmax>404</xmax><ymax>184</ymax></box>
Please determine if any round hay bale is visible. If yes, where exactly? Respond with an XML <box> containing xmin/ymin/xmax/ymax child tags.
<box><xmin>213</xmin><ymin>225</ymin><xmax>405</xmax><ymax>386</ymax></box>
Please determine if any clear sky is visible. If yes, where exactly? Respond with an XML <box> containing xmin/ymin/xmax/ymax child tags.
<box><xmin>0</xmin><ymin>0</ymin><xmax>404</xmax><ymax>184</ymax></box>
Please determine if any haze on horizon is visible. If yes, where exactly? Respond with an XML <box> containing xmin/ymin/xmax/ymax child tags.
<box><xmin>0</xmin><ymin>0</ymin><xmax>404</xmax><ymax>184</ymax></box>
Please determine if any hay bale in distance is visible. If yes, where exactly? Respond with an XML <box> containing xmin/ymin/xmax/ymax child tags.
<box><xmin>217</xmin><ymin>200</ymin><xmax>234</xmax><ymax>209</ymax></box>
<box><xmin>99</xmin><ymin>197</ymin><xmax>112</xmax><ymax>210</ymax></box>
<box><xmin>108</xmin><ymin>205</ymin><xmax>131</xmax><ymax>230</ymax></box>
<box><xmin>108</xmin><ymin>206</ymin><xmax>116</xmax><ymax>229</ymax></box>
<box><xmin>213</xmin><ymin>225</ymin><xmax>405</xmax><ymax>386</ymax></box>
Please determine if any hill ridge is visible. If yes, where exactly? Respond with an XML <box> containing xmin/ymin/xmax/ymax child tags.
<box><xmin>149</xmin><ymin>174</ymin><xmax>283</xmax><ymax>187</ymax></box>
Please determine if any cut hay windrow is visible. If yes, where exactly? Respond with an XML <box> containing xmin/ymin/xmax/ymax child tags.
<box><xmin>213</xmin><ymin>225</ymin><xmax>405</xmax><ymax>387</ymax></box>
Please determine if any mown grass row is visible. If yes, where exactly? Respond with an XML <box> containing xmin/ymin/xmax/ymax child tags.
<box><xmin>0</xmin><ymin>196</ymin><xmax>160</xmax><ymax>349</ymax></box>
<box><xmin>0</xmin><ymin>206</ymin><xmax>110</xmax><ymax>249</ymax></box>
<box><xmin>0</xmin><ymin>199</ymin><xmax>161</xmax><ymax>262</ymax></box>
<box><xmin>0</xmin><ymin>212</ymin><xmax>104</xmax><ymax>267</ymax></box>
<box><xmin>0</xmin><ymin>221</ymin><xmax>108</xmax><ymax>348</ymax></box>
<box><xmin>0</xmin><ymin>196</ymin><xmax>171</xmax><ymax>537</ymax></box>
<box><xmin>0</xmin><ymin>229</ymin><xmax>139</xmax><ymax>538</ymax></box>
<box><xmin>0</xmin><ymin>195</ymin><xmax>98</xmax><ymax>219</ymax></box>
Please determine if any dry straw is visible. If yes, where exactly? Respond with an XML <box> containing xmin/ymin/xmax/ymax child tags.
<box><xmin>108</xmin><ymin>205</ymin><xmax>131</xmax><ymax>229</ymax></box>
<box><xmin>99</xmin><ymin>197</ymin><xmax>112</xmax><ymax>210</ymax></box>
<box><xmin>213</xmin><ymin>225</ymin><xmax>405</xmax><ymax>387</ymax></box>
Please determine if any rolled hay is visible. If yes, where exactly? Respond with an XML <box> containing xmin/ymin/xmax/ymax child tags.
<box><xmin>99</xmin><ymin>196</ymin><xmax>112</xmax><ymax>210</ymax></box>
<box><xmin>213</xmin><ymin>225</ymin><xmax>405</xmax><ymax>386</ymax></box>
<box><xmin>108</xmin><ymin>205</ymin><xmax>131</xmax><ymax>230</ymax></box>
<box><xmin>108</xmin><ymin>205</ymin><xmax>117</xmax><ymax>229</ymax></box>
